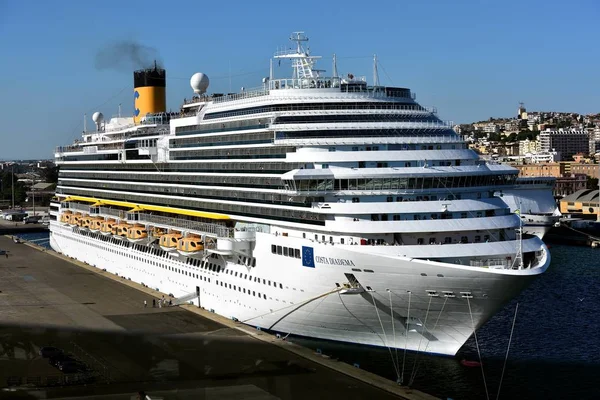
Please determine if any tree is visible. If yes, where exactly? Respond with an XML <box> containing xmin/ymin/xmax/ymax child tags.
<box><xmin>587</xmin><ymin>177</ymin><xmax>599</xmax><ymax>190</ymax></box>
<box><xmin>0</xmin><ymin>170</ymin><xmax>26</xmax><ymax>206</ymax></box>
<box><xmin>41</xmin><ymin>166</ymin><xmax>59</xmax><ymax>184</ymax></box>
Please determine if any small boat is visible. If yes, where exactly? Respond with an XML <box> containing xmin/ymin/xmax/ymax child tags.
<box><xmin>112</xmin><ymin>222</ymin><xmax>131</xmax><ymax>238</ymax></box>
<box><xmin>69</xmin><ymin>213</ymin><xmax>82</xmax><ymax>226</ymax></box>
<box><xmin>460</xmin><ymin>359</ymin><xmax>482</xmax><ymax>367</ymax></box>
<box><xmin>89</xmin><ymin>217</ymin><xmax>103</xmax><ymax>232</ymax></box>
<box><xmin>80</xmin><ymin>216</ymin><xmax>92</xmax><ymax>229</ymax></box>
<box><xmin>60</xmin><ymin>211</ymin><xmax>72</xmax><ymax>225</ymax></box>
<box><xmin>127</xmin><ymin>226</ymin><xmax>149</xmax><ymax>243</ymax></box>
<box><xmin>159</xmin><ymin>232</ymin><xmax>182</xmax><ymax>252</ymax></box>
<box><xmin>100</xmin><ymin>219</ymin><xmax>116</xmax><ymax>236</ymax></box>
<box><xmin>177</xmin><ymin>236</ymin><xmax>204</xmax><ymax>256</ymax></box>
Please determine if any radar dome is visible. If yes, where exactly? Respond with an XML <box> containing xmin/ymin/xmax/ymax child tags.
<box><xmin>92</xmin><ymin>112</ymin><xmax>104</xmax><ymax>123</ymax></box>
<box><xmin>190</xmin><ymin>73</ymin><xmax>210</xmax><ymax>95</ymax></box>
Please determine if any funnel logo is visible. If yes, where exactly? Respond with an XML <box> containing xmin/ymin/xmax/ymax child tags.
<box><xmin>134</xmin><ymin>90</ymin><xmax>140</xmax><ymax>116</ymax></box>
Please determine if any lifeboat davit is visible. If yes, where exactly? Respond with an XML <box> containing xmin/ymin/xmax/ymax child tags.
<box><xmin>60</xmin><ymin>211</ymin><xmax>72</xmax><ymax>225</ymax></box>
<box><xmin>126</xmin><ymin>226</ymin><xmax>148</xmax><ymax>243</ymax></box>
<box><xmin>112</xmin><ymin>222</ymin><xmax>131</xmax><ymax>238</ymax></box>
<box><xmin>177</xmin><ymin>236</ymin><xmax>204</xmax><ymax>256</ymax></box>
<box><xmin>159</xmin><ymin>232</ymin><xmax>182</xmax><ymax>252</ymax></box>
<box><xmin>100</xmin><ymin>219</ymin><xmax>116</xmax><ymax>236</ymax></box>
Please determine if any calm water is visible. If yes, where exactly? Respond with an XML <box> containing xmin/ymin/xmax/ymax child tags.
<box><xmin>12</xmin><ymin>233</ymin><xmax>600</xmax><ymax>399</ymax></box>
<box><xmin>15</xmin><ymin>231</ymin><xmax>51</xmax><ymax>249</ymax></box>
<box><xmin>292</xmin><ymin>245</ymin><xmax>600</xmax><ymax>400</ymax></box>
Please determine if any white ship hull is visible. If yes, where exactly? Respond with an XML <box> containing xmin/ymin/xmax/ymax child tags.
<box><xmin>50</xmin><ymin>221</ymin><xmax>550</xmax><ymax>356</ymax></box>
<box><xmin>520</xmin><ymin>214</ymin><xmax>559</xmax><ymax>239</ymax></box>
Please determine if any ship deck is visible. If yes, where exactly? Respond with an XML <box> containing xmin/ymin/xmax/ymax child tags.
<box><xmin>0</xmin><ymin>235</ymin><xmax>436</xmax><ymax>400</ymax></box>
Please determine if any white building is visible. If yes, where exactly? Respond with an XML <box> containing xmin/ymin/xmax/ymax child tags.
<box><xmin>483</xmin><ymin>123</ymin><xmax>499</xmax><ymax>134</ymax></box>
<box><xmin>519</xmin><ymin>139</ymin><xmax>540</xmax><ymax>155</ymax></box>
<box><xmin>524</xmin><ymin>151</ymin><xmax>560</xmax><ymax>163</ymax></box>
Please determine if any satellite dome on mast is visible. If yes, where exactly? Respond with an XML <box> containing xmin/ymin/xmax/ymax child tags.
<box><xmin>190</xmin><ymin>73</ymin><xmax>210</xmax><ymax>95</ymax></box>
<box><xmin>92</xmin><ymin>112</ymin><xmax>104</xmax><ymax>131</ymax></box>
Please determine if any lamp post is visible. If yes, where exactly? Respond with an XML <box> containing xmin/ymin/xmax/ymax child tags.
<box><xmin>11</xmin><ymin>165</ymin><xmax>14</xmax><ymax>209</ymax></box>
<box><xmin>32</xmin><ymin>177</ymin><xmax>35</xmax><ymax>216</ymax></box>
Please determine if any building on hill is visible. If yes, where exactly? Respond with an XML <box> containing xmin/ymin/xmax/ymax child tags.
<box><xmin>570</xmin><ymin>163</ymin><xmax>599</xmax><ymax>179</ymax></box>
<box><xmin>539</xmin><ymin>129</ymin><xmax>590</xmax><ymax>160</ymax></box>
<box><xmin>519</xmin><ymin>139</ymin><xmax>540</xmax><ymax>155</ymax></box>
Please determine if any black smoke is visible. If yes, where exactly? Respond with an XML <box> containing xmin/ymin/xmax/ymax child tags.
<box><xmin>95</xmin><ymin>40</ymin><xmax>163</xmax><ymax>71</ymax></box>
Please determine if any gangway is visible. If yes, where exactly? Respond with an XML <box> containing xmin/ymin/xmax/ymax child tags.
<box><xmin>172</xmin><ymin>288</ymin><xmax>200</xmax><ymax>306</ymax></box>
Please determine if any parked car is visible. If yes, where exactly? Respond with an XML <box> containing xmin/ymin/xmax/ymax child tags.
<box><xmin>59</xmin><ymin>360</ymin><xmax>88</xmax><ymax>373</ymax></box>
<box><xmin>24</xmin><ymin>215</ymin><xmax>42</xmax><ymax>224</ymax></box>
<box><xmin>39</xmin><ymin>346</ymin><xmax>63</xmax><ymax>358</ymax></box>
<box><xmin>49</xmin><ymin>354</ymin><xmax>76</xmax><ymax>369</ymax></box>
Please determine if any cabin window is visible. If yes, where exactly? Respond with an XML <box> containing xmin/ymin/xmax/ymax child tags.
<box><xmin>276</xmin><ymin>246</ymin><xmax>282</xmax><ymax>255</ymax></box>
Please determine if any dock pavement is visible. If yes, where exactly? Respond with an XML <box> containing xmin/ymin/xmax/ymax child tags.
<box><xmin>0</xmin><ymin>235</ymin><xmax>438</xmax><ymax>400</ymax></box>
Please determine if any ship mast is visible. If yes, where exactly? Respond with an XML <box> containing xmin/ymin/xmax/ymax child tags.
<box><xmin>274</xmin><ymin>32</ymin><xmax>323</xmax><ymax>79</ymax></box>
<box><xmin>514</xmin><ymin>203</ymin><xmax>524</xmax><ymax>270</ymax></box>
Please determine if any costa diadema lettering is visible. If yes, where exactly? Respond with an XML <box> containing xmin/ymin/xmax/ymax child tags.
<box><xmin>315</xmin><ymin>256</ymin><xmax>355</xmax><ymax>266</ymax></box>
<box><xmin>50</xmin><ymin>32</ymin><xmax>551</xmax><ymax>356</ymax></box>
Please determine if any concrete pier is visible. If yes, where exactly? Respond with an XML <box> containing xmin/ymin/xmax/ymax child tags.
<box><xmin>0</xmin><ymin>236</ymin><xmax>438</xmax><ymax>399</ymax></box>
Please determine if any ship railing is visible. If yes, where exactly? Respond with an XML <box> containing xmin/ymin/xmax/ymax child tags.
<box><xmin>469</xmin><ymin>259</ymin><xmax>513</xmax><ymax>269</ymax></box>
<box><xmin>274</xmin><ymin>120</ymin><xmax>453</xmax><ymax>131</ymax></box>
<box><xmin>269</xmin><ymin>77</ymin><xmax>342</xmax><ymax>90</ymax></box>
<box><xmin>64</xmin><ymin>203</ymin><xmax>91</xmax><ymax>213</ymax></box>
<box><xmin>98</xmin><ymin>207</ymin><xmax>127</xmax><ymax>219</ymax></box>
<box><xmin>273</xmin><ymin>135</ymin><xmax>463</xmax><ymax>146</ymax></box>
<box><xmin>134</xmin><ymin>213</ymin><xmax>234</xmax><ymax>238</ymax></box>
<box><xmin>211</xmin><ymin>87</ymin><xmax>270</xmax><ymax>104</ymax></box>
<box><xmin>272</xmin><ymin>118</ymin><xmax>451</xmax><ymax>127</ymax></box>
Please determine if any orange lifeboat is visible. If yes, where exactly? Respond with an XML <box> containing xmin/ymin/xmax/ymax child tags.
<box><xmin>112</xmin><ymin>222</ymin><xmax>131</xmax><ymax>238</ymax></box>
<box><xmin>100</xmin><ymin>219</ymin><xmax>116</xmax><ymax>236</ymax></box>
<box><xmin>177</xmin><ymin>236</ymin><xmax>204</xmax><ymax>256</ymax></box>
<box><xmin>80</xmin><ymin>216</ymin><xmax>92</xmax><ymax>229</ymax></box>
<box><xmin>89</xmin><ymin>217</ymin><xmax>103</xmax><ymax>232</ymax></box>
<box><xmin>60</xmin><ymin>211</ymin><xmax>72</xmax><ymax>224</ymax></box>
<box><xmin>126</xmin><ymin>226</ymin><xmax>148</xmax><ymax>243</ymax></box>
<box><xmin>69</xmin><ymin>213</ymin><xmax>82</xmax><ymax>226</ymax></box>
<box><xmin>159</xmin><ymin>232</ymin><xmax>182</xmax><ymax>252</ymax></box>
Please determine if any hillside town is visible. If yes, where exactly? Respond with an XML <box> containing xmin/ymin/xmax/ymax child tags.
<box><xmin>456</xmin><ymin>104</ymin><xmax>600</xmax><ymax>208</ymax></box>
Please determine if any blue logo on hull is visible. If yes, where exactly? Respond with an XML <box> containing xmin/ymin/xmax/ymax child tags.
<box><xmin>302</xmin><ymin>246</ymin><xmax>315</xmax><ymax>268</ymax></box>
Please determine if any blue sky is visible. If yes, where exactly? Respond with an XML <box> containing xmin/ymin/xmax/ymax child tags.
<box><xmin>0</xmin><ymin>0</ymin><xmax>598</xmax><ymax>159</ymax></box>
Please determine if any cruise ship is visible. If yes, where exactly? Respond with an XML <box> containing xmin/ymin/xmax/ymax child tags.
<box><xmin>497</xmin><ymin>177</ymin><xmax>560</xmax><ymax>239</ymax></box>
<box><xmin>49</xmin><ymin>32</ymin><xmax>551</xmax><ymax>357</ymax></box>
